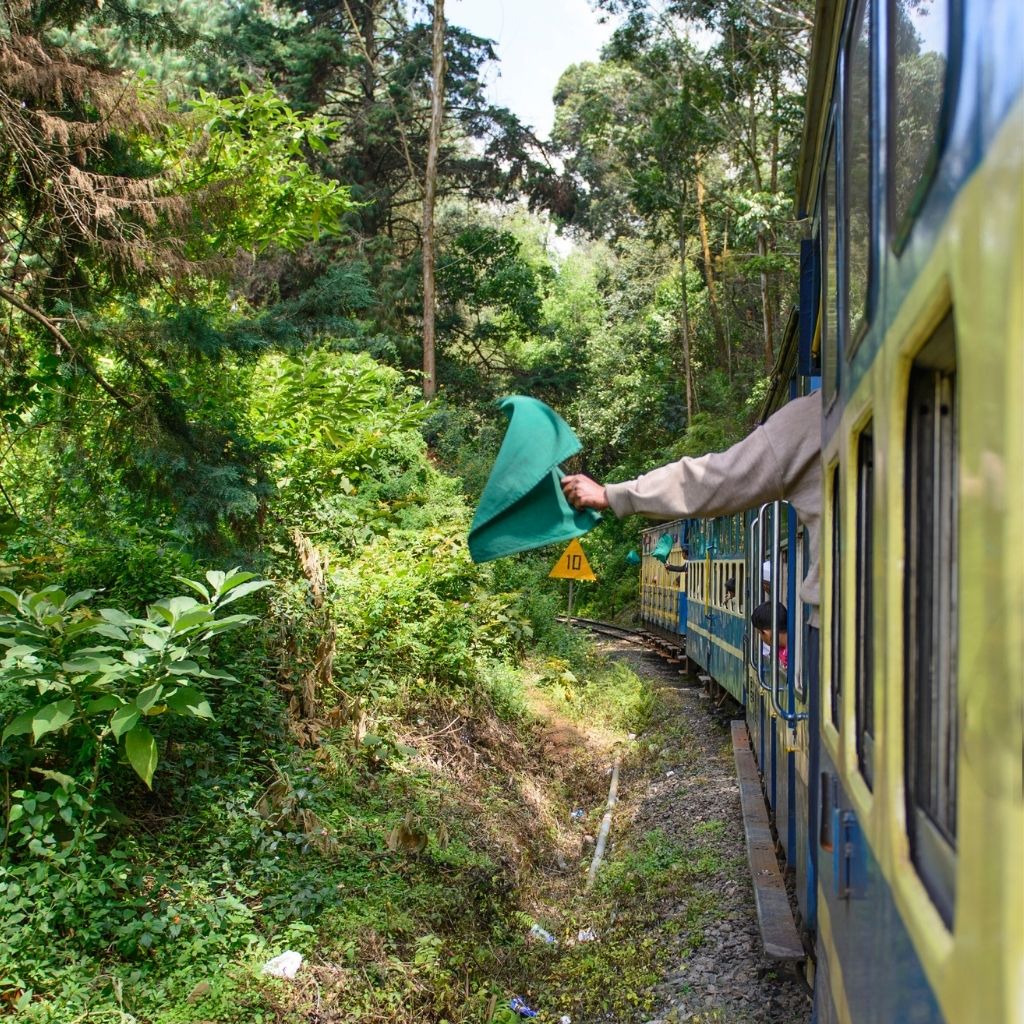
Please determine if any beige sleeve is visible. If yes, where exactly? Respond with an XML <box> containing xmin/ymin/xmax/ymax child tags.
<box><xmin>603</xmin><ymin>393</ymin><xmax>819</xmax><ymax>521</ymax></box>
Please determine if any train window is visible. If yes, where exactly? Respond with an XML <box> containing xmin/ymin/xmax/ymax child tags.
<box><xmin>829</xmin><ymin>465</ymin><xmax>842</xmax><ymax>729</ymax></box>
<box><xmin>855</xmin><ymin>425</ymin><xmax>875</xmax><ymax>787</ymax></box>
<box><xmin>888</xmin><ymin>0</ymin><xmax>951</xmax><ymax>247</ymax></box>
<box><xmin>737</xmin><ymin>562</ymin><xmax>745</xmax><ymax>616</ymax></box>
<box><xmin>821</xmin><ymin>132</ymin><xmax>840</xmax><ymax>402</ymax></box>
<box><xmin>904</xmin><ymin>311</ymin><xmax>957</xmax><ymax>927</ymax></box>
<box><xmin>845</xmin><ymin>0</ymin><xmax>873</xmax><ymax>348</ymax></box>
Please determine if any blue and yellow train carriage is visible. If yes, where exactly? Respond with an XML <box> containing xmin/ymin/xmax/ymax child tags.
<box><xmin>802</xmin><ymin>0</ymin><xmax>1023</xmax><ymax>1019</ymax></box>
<box><xmin>635</xmin><ymin>0</ymin><xmax>1022</xmax><ymax>1019</ymax></box>
<box><xmin>638</xmin><ymin>520</ymin><xmax>689</xmax><ymax>636</ymax></box>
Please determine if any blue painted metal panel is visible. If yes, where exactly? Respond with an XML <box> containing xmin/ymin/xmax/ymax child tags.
<box><xmin>814</xmin><ymin>749</ymin><xmax>944</xmax><ymax>1023</ymax></box>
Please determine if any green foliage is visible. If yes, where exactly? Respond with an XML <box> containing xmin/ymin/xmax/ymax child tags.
<box><xmin>0</xmin><ymin>570</ymin><xmax>269</xmax><ymax>790</ymax></box>
<box><xmin>169</xmin><ymin>86</ymin><xmax>354</xmax><ymax>256</ymax></box>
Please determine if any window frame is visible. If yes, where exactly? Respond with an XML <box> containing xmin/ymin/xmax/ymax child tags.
<box><xmin>855</xmin><ymin>423</ymin><xmax>876</xmax><ymax>787</ymax></box>
<box><xmin>820</xmin><ymin>128</ymin><xmax>841</xmax><ymax>408</ymax></box>
<box><xmin>843</xmin><ymin>0</ymin><xmax>875</xmax><ymax>355</ymax></box>
<box><xmin>887</xmin><ymin>0</ymin><xmax>958</xmax><ymax>253</ymax></box>
<box><xmin>903</xmin><ymin>311</ymin><xmax>959</xmax><ymax>928</ymax></box>
<box><xmin>829</xmin><ymin>464</ymin><xmax>843</xmax><ymax>730</ymax></box>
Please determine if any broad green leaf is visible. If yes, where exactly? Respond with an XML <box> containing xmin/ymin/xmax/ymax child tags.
<box><xmin>86</xmin><ymin>695</ymin><xmax>121</xmax><ymax>714</ymax></box>
<box><xmin>124</xmin><ymin>724</ymin><xmax>157</xmax><ymax>788</ymax></box>
<box><xmin>135</xmin><ymin>684</ymin><xmax>163</xmax><ymax>713</ymax></box>
<box><xmin>200</xmin><ymin>615</ymin><xmax>256</xmax><ymax>637</ymax></box>
<box><xmin>31</xmin><ymin>767</ymin><xmax>76</xmax><ymax>789</ymax></box>
<box><xmin>172</xmin><ymin>608</ymin><xmax>215</xmax><ymax>632</ymax></box>
<box><xmin>99</xmin><ymin>608</ymin><xmax>131</xmax><ymax>626</ymax></box>
<box><xmin>64</xmin><ymin>590</ymin><xmax>95</xmax><ymax>611</ymax></box>
<box><xmin>205</xmin><ymin>570</ymin><xmax>226</xmax><ymax>593</ymax></box>
<box><xmin>7</xmin><ymin>644</ymin><xmax>40</xmax><ymax>658</ymax></box>
<box><xmin>92</xmin><ymin>623</ymin><xmax>129</xmax><ymax>642</ymax></box>
<box><xmin>166</xmin><ymin>596</ymin><xmax>199</xmax><ymax>619</ymax></box>
<box><xmin>31</xmin><ymin>699</ymin><xmax>75</xmax><ymax>742</ymax></box>
<box><xmin>64</xmin><ymin>618</ymin><xmax>100</xmax><ymax>638</ymax></box>
<box><xmin>110</xmin><ymin>705</ymin><xmax>141</xmax><ymax>739</ymax></box>
<box><xmin>2</xmin><ymin>708</ymin><xmax>36</xmax><ymax>743</ymax></box>
<box><xmin>167</xmin><ymin>660</ymin><xmax>200</xmax><ymax>675</ymax></box>
<box><xmin>173</xmin><ymin>576</ymin><xmax>210</xmax><ymax>602</ymax></box>
<box><xmin>198</xmin><ymin>669</ymin><xmax>237</xmax><ymax>682</ymax></box>
<box><xmin>0</xmin><ymin>587</ymin><xmax>20</xmax><ymax>609</ymax></box>
<box><xmin>31</xmin><ymin>588</ymin><xmax>65</xmax><ymax>610</ymax></box>
<box><xmin>63</xmin><ymin>655</ymin><xmax>119</xmax><ymax>674</ymax></box>
<box><xmin>216</xmin><ymin>570</ymin><xmax>257</xmax><ymax>593</ymax></box>
<box><xmin>165</xmin><ymin>686</ymin><xmax>214</xmax><ymax>720</ymax></box>
<box><xmin>141</xmin><ymin>632</ymin><xmax>167</xmax><ymax>651</ymax></box>
<box><xmin>214</xmin><ymin>579</ymin><xmax>273</xmax><ymax>608</ymax></box>
<box><xmin>148</xmin><ymin>603</ymin><xmax>175</xmax><ymax>625</ymax></box>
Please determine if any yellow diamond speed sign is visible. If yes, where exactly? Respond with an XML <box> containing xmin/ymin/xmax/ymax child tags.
<box><xmin>548</xmin><ymin>539</ymin><xmax>597</xmax><ymax>581</ymax></box>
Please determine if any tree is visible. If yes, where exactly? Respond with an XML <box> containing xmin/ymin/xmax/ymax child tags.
<box><xmin>421</xmin><ymin>0</ymin><xmax>445</xmax><ymax>399</ymax></box>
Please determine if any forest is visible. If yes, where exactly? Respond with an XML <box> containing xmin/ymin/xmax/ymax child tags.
<box><xmin>0</xmin><ymin>0</ymin><xmax>811</xmax><ymax>1020</ymax></box>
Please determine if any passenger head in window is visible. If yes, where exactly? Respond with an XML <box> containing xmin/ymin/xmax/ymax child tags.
<box><xmin>752</xmin><ymin>601</ymin><xmax>788</xmax><ymax>669</ymax></box>
<box><xmin>724</xmin><ymin>577</ymin><xmax>736</xmax><ymax>605</ymax></box>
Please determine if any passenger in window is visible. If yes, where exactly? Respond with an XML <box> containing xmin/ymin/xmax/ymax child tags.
<box><xmin>724</xmin><ymin>577</ymin><xmax>736</xmax><ymax>606</ymax></box>
<box><xmin>752</xmin><ymin>602</ymin><xmax>789</xmax><ymax>669</ymax></box>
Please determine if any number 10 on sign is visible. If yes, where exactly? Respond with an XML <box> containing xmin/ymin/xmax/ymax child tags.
<box><xmin>549</xmin><ymin>539</ymin><xmax>597</xmax><ymax>624</ymax></box>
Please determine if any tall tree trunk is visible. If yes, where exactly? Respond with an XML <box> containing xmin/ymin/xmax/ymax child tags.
<box><xmin>758</xmin><ymin>231</ymin><xmax>774</xmax><ymax>370</ymax></box>
<box><xmin>678</xmin><ymin>207</ymin><xmax>695</xmax><ymax>424</ymax></box>
<box><xmin>421</xmin><ymin>0</ymin><xmax>445</xmax><ymax>400</ymax></box>
<box><xmin>695</xmin><ymin>170</ymin><xmax>726</xmax><ymax>366</ymax></box>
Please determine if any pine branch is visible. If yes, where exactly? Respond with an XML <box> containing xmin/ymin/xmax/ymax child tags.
<box><xmin>0</xmin><ymin>285</ymin><xmax>133</xmax><ymax>409</ymax></box>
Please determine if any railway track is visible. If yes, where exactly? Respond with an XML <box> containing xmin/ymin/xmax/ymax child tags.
<box><xmin>557</xmin><ymin>616</ymin><xmax>689</xmax><ymax>672</ymax></box>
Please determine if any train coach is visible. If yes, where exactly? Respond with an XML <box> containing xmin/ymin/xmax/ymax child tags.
<box><xmin>637</xmin><ymin>1</ymin><xmax>1023</xmax><ymax>1021</ymax></box>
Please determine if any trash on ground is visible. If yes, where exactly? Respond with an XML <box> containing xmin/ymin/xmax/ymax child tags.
<box><xmin>261</xmin><ymin>951</ymin><xmax>303</xmax><ymax>979</ymax></box>
<box><xmin>509</xmin><ymin>995</ymin><xmax>539</xmax><ymax>1017</ymax></box>
<box><xmin>528</xmin><ymin>923</ymin><xmax>557</xmax><ymax>944</ymax></box>
<box><xmin>576</xmin><ymin>927</ymin><xmax>598</xmax><ymax>942</ymax></box>
<box><xmin>666</xmin><ymin>770</ymin><xmax>675</xmax><ymax>777</ymax></box>
<box><xmin>558</xmin><ymin>1016</ymin><xmax>572</xmax><ymax>1024</ymax></box>
<box><xmin>570</xmin><ymin>808</ymin><xmax>585</xmax><ymax>821</ymax></box>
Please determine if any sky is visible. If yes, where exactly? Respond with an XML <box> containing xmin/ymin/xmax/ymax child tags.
<box><xmin>446</xmin><ymin>0</ymin><xmax>617</xmax><ymax>140</ymax></box>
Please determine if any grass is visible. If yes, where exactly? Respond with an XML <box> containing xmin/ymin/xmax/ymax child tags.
<box><xmin>4</xmin><ymin>633</ymin><xmax>736</xmax><ymax>1024</ymax></box>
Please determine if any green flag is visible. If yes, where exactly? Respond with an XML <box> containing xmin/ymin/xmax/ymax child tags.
<box><xmin>468</xmin><ymin>396</ymin><xmax>601</xmax><ymax>563</ymax></box>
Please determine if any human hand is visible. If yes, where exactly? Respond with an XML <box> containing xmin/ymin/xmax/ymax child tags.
<box><xmin>560</xmin><ymin>473</ymin><xmax>609</xmax><ymax>511</ymax></box>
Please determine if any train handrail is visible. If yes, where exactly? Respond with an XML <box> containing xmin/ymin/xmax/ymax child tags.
<box><xmin>752</xmin><ymin>504</ymin><xmax>772</xmax><ymax>693</ymax></box>
<box><xmin>747</xmin><ymin>515</ymin><xmax>760</xmax><ymax>674</ymax></box>
<box><xmin>765</xmin><ymin>499</ymin><xmax>808</xmax><ymax>726</ymax></box>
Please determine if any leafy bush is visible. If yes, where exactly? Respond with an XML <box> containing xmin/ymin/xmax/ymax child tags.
<box><xmin>0</xmin><ymin>570</ymin><xmax>270</xmax><ymax>795</ymax></box>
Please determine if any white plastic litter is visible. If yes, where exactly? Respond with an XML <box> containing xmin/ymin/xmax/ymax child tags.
<box><xmin>559</xmin><ymin>1016</ymin><xmax>572</xmax><ymax>1024</ymax></box>
<box><xmin>528</xmin><ymin>923</ymin><xmax>557</xmax><ymax>944</ymax></box>
<box><xmin>576</xmin><ymin>928</ymin><xmax>598</xmax><ymax>942</ymax></box>
<box><xmin>261</xmin><ymin>951</ymin><xmax>304</xmax><ymax>979</ymax></box>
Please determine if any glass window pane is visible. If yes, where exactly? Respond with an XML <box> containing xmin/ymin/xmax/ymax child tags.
<box><xmin>846</xmin><ymin>0</ymin><xmax>872</xmax><ymax>342</ymax></box>
<box><xmin>856</xmin><ymin>426</ymin><xmax>875</xmax><ymax>786</ymax></box>
<box><xmin>904</xmin><ymin>312</ymin><xmax>958</xmax><ymax>925</ymax></box>
<box><xmin>889</xmin><ymin>0</ymin><xmax>950</xmax><ymax>234</ymax></box>
<box><xmin>830</xmin><ymin>467</ymin><xmax>842</xmax><ymax>728</ymax></box>
<box><xmin>822</xmin><ymin>135</ymin><xmax>840</xmax><ymax>400</ymax></box>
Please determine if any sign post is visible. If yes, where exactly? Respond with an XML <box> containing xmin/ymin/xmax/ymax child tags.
<box><xmin>549</xmin><ymin>539</ymin><xmax>597</xmax><ymax>625</ymax></box>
